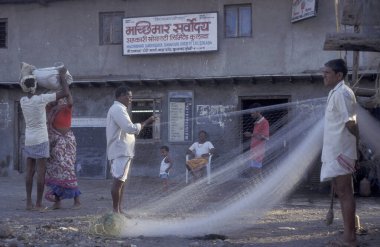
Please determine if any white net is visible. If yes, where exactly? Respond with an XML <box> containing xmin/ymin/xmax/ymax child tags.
<box><xmin>94</xmin><ymin>97</ymin><xmax>380</xmax><ymax>237</ymax></box>
<box><xmin>116</xmin><ymin>98</ymin><xmax>328</xmax><ymax>236</ymax></box>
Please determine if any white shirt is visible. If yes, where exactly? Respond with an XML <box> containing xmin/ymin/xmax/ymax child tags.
<box><xmin>20</xmin><ymin>93</ymin><xmax>56</xmax><ymax>146</ymax></box>
<box><xmin>189</xmin><ymin>141</ymin><xmax>214</xmax><ymax>157</ymax></box>
<box><xmin>159</xmin><ymin>156</ymin><xmax>171</xmax><ymax>175</ymax></box>
<box><xmin>106</xmin><ymin>101</ymin><xmax>142</xmax><ymax>160</ymax></box>
<box><xmin>322</xmin><ymin>80</ymin><xmax>357</xmax><ymax>163</ymax></box>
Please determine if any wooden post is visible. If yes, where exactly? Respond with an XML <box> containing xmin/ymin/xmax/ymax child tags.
<box><xmin>351</xmin><ymin>25</ymin><xmax>360</xmax><ymax>87</ymax></box>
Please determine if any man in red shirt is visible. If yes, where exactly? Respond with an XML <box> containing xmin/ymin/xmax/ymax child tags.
<box><xmin>244</xmin><ymin>103</ymin><xmax>269</xmax><ymax>176</ymax></box>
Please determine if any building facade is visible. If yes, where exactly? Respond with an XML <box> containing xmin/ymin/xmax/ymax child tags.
<box><xmin>0</xmin><ymin>0</ymin><xmax>379</xmax><ymax>180</ymax></box>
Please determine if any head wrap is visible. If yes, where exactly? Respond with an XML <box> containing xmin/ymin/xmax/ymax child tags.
<box><xmin>20</xmin><ymin>75</ymin><xmax>37</xmax><ymax>94</ymax></box>
<box><xmin>19</xmin><ymin>62</ymin><xmax>37</xmax><ymax>94</ymax></box>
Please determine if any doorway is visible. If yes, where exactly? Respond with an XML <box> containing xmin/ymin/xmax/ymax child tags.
<box><xmin>240</xmin><ymin>96</ymin><xmax>290</xmax><ymax>155</ymax></box>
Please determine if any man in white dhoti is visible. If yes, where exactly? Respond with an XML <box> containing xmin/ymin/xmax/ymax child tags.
<box><xmin>321</xmin><ymin>59</ymin><xmax>359</xmax><ymax>247</ymax></box>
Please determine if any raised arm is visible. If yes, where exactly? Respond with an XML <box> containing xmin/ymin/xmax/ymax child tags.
<box><xmin>140</xmin><ymin>116</ymin><xmax>155</xmax><ymax>129</ymax></box>
<box><xmin>66</xmin><ymin>87</ymin><xmax>73</xmax><ymax>106</ymax></box>
<box><xmin>56</xmin><ymin>67</ymin><xmax>69</xmax><ymax>101</ymax></box>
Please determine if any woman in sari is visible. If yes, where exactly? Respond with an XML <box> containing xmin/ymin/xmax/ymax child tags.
<box><xmin>45</xmin><ymin>80</ymin><xmax>81</xmax><ymax>209</ymax></box>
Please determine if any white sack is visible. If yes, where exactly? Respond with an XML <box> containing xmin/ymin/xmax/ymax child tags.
<box><xmin>32</xmin><ymin>66</ymin><xmax>73</xmax><ymax>90</ymax></box>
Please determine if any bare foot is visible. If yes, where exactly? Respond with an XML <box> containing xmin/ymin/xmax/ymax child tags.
<box><xmin>328</xmin><ymin>238</ymin><xmax>358</xmax><ymax>247</ymax></box>
<box><xmin>26</xmin><ymin>203</ymin><xmax>34</xmax><ymax>211</ymax></box>
<box><xmin>71</xmin><ymin>203</ymin><xmax>81</xmax><ymax>210</ymax></box>
<box><xmin>52</xmin><ymin>201</ymin><xmax>61</xmax><ymax>210</ymax></box>
<box><xmin>33</xmin><ymin>205</ymin><xmax>49</xmax><ymax>212</ymax></box>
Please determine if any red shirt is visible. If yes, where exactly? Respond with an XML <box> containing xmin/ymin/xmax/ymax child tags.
<box><xmin>250</xmin><ymin>117</ymin><xmax>269</xmax><ymax>162</ymax></box>
<box><xmin>53</xmin><ymin>105</ymin><xmax>72</xmax><ymax>129</ymax></box>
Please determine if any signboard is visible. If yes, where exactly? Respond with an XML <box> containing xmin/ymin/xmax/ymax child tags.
<box><xmin>291</xmin><ymin>0</ymin><xmax>318</xmax><ymax>23</ymax></box>
<box><xmin>168</xmin><ymin>91</ymin><xmax>193</xmax><ymax>142</ymax></box>
<box><xmin>123</xmin><ymin>12</ymin><xmax>218</xmax><ymax>55</ymax></box>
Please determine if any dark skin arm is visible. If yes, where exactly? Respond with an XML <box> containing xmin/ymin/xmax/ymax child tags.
<box><xmin>201</xmin><ymin>147</ymin><xmax>215</xmax><ymax>158</ymax></box>
<box><xmin>164</xmin><ymin>155</ymin><xmax>173</xmax><ymax>173</ymax></box>
<box><xmin>346</xmin><ymin>120</ymin><xmax>358</xmax><ymax>140</ymax></box>
<box><xmin>346</xmin><ymin>120</ymin><xmax>359</xmax><ymax>152</ymax></box>
<box><xmin>187</xmin><ymin>149</ymin><xmax>195</xmax><ymax>159</ymax></box>
<box><xmin>66</xmin><ymin>87</ymin><xmax>73</xmax><ymax>106</ymax></box>
<box><xmin>140</xmin><ymin>116</ymin><xmax>155</xmax><ymax>129</ymax></box>
<box><xmin>55</xmin><ymin>67</ymin><xmax>70</xmax><ymax>100</ymax></box>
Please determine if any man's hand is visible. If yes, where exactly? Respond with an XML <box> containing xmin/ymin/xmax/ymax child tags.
<box><xmin>346</xmin><ymin>120</ymin><xmax>359</xmax><ymax>150</ymax></box>
<box><xmin>58</xmin><ymin>66</ymin><xmax>67</xmax><ymax>76</ymax></box>
<box><xmin>147</xmin><ymin>115</ymin><xmax>156</xmax><ymax>124</ymax></box>
<box><xmin>141</xmin><ymin>115</ymin><xmax>156</xmax><ymax>128</ymax></box>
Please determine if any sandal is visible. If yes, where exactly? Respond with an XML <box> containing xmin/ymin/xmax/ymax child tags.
<box><xmin>356</xmin><ymin>227</ymin><xmax>368</xmax><ymax>235</ymax></box>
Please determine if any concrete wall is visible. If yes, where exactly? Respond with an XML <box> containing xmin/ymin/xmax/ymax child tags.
<box><xmin>1</xmin><ymin>0</ymin><xmax>378</xmax><ymax>82</ymax></box>
<box><xmin>0</xmin><ymin>0</ymin><xmax>379</xmax><ymax>178</ymax></box>
<box><xmin>0</xmin><ymin>77</ymin><xmax>331</xmax><ymax>178</ymax></box>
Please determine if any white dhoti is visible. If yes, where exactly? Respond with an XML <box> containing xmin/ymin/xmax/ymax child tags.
<box><xmin>320</xmin><ymin>154</ymin><xmax>356</xmax><ymax>182</ymax></box>
<box><xmin>110</xmin><ymin>157</ymin><xmax>132</xmax><ymax>182</ymax></box>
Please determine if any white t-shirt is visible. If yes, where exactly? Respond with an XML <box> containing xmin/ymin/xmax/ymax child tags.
<box><xmin>159</xmin><ymin>157</ymin><xmax>171</xmax><ymax>175</ymax></box>
<box><xmin>322</xmin><ymin>80</ymin><xmax>357</xmax><ymax>163</ymax></box>
<box><xmin>20</xmin><ymin>93</ymin><xmax>56</xmax><ymax>146</ymax></box>
<box><xmin>189</xmin><ymin>141</ymin><xmax>214</xmax><ymax>157</ymax></box>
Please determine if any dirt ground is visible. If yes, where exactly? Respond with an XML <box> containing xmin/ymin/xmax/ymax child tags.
<box><xmin>0</xmin><ymin>174</ymin><xmax>379</xmax><ymax>247</ymax></box>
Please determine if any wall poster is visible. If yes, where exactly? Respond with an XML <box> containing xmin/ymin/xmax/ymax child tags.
<box><xmin>168</xmin><ymin>91</ymin><xmax>193</xmax><ymax>142</ymax></box>
<box><xmin>291</xmin><ymin>0</ymin><xmax>318</xmax><ymax>23</ymax></box>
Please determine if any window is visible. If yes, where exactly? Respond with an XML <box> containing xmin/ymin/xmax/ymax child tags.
<box><xmin>225</xmin><ymin>4</ymin><xmax>252</xmax><ymax>38</ymax></box>
<box><xmin>0</xmin><ymin>19</ymin><xmax>7</xmax><ymax>48</ymax></box>
<box><xmin>131</xmin><ymin>98</ymin><xmax>161</xmax><ymax>140</ymax></box>
<box><xmin>99</xmin><ymin>12</ymin><xmax>124</xmax><ymax>45</ymax></box>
